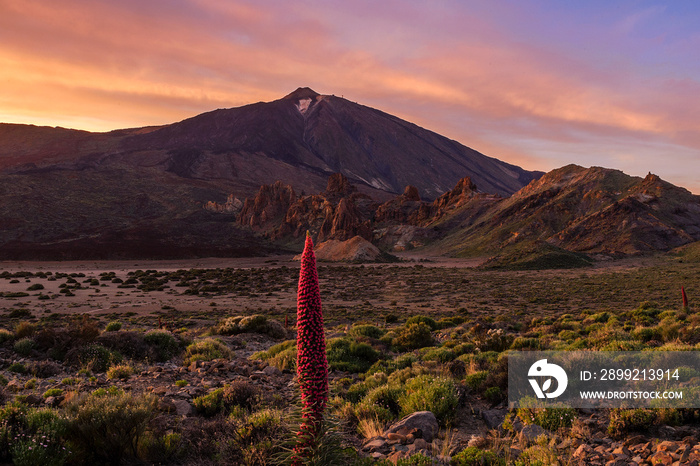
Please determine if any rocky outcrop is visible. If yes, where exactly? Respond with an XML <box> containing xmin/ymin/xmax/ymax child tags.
<box><xmin>431</xmin><ymin>176</ymin><xmax>478</xmax><ymax>212</ymax></box>
<box><xmin>324</xmin><ymin>172</ymin><xmax>357</xmax><ymax>199</ymax></box>
<box><xmin>312</xmin><ymin>236</ymin><xmax>381</xmax><ymax>262</ymax></box>
<box><xmin>374</xmin><ymin>185</ymin><xmax>431</xmax><ymax>225</ymax></box>
<box><xmin>237</xmin><ymin>181</ymin><xmax>296</xmax><ymax>229</ymax></box>
<box><xmin>318</xmin><ymin>197</ymin><xmax>373</xmax><ymax>242</ymax></box>
<box><xmin>203</xmin><ymin>194</ymin><xmax>243</xmax><ymax>214</ymax></box>
<box><xmin>234</xmin><ymin>174</ymin><xmax>375</xmax><ymax>242</ymax></box>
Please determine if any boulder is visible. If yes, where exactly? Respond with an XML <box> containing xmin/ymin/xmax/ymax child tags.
<box><xmin>384</xmin><ymin>411</ymin><xmax>439</xmax><ymax>443</ymax></box>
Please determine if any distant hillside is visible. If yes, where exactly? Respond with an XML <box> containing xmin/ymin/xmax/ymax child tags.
<box><xmin>427</xmin><ymin>164</ymin><xmax>700</xmax><ymax>259</ymax></box>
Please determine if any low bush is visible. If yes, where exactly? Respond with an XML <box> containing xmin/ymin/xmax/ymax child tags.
<box><xmin>365</xmin><ymin>354</ymin><xmax>417</xmax><ymax>378</ymax></box>
<box><xmin>607</xmin><ymin>408</ymin><xmax>657</xmax><ymax>437</ymax></box>
<box><xmin>517</xmin><ymin>399</ymin><xmax>576</xmax><ymax>431</ymax></box>
<box><xmin>398</xmin><ymin>375</ymin><xmax>459</xmax><ymax>426</ymax></box>
<box><xmin>14</xmin><ymin>321</ymin><xmax>36</xmax><ymax>338</ymax></box>
<box><xmin>252</xmin><ymin>339</ymin><xmax>297</xmax><ymax>371</ymax></box>
<box><xmin>405</xmin><ymin>315</ymin><xmax>439</xmax><ymax>331</ymax></box>
<box><xmin>28</xmin><ymin>360</ymin><xmax>63</xmax><ymax>378</ymax></box>
<box><xmin>107</xmin><ymin>364</ymin><xmax>134</xmax><ymax>380</ymax></box>
<box><xmin>13</xmin><ymin>337</ymin><xmax>35</xmax><ymax>356</ymax></box>
<box><xmin>451</xmin><ymin>446</ymin><xmax>504</xmax><ymax>465</ymax></box>
<box><xmin>184</xmin><ymin>338</ymin><xmax>232</xmax><ymax>366</ymax></box>
<box><xmin>97</xmin><ymin>331</ymin><xmax>149</xmax><ymax>360</ymax></box>
<box><xmin>217</xmin><ymin>314</ymin><xmax>287</xmax><ymax>339</ymax></box>
<box><xmin>193</xmin><ymin>389</ymin><xmax>225</xmax><ymax>417</ymax></box>
<box><xmin>393</xmin><ymin>322</ymin><xmax>434</xmax><ymax>351</ymax></box>
<box><xmin>359</xmin><ymin>385</ymin><xmax>402</xmax><ymax>419</ymax></box>
<box><xmin>349</xmin><ymin>324</ymin><xmax>385</xmax><ymax>339</ymax></box>
<box><xmin>510</xmin><ymin>337</ymin><xmax>541</xmax><ymax>350</ymax></box>
<box><xmin>65</xmin><ymin>389</ymin><xmax>157</xmax><ymax>464</ymax></box>
<box><xmin>43</xmin><ymin>388</ymin><xmax>64</xmax><ymax>398</ymax></box>
<box><xmin>1</xmin><ymin>406</ymin><xmax>72</xmax><ymax>466</ymax></box>
<box><xmin>8</xmin><ymin>362</ymin><xmax>27</xmax><ymax>374</ymax></box>
<box><xmin>144</xmin><ymin>329</ymin><xmax>180</xmax><ymax>362</ymax></box>
<box><xmin>66</xmin><ymin>344</ymin><xmax>122</xmax><ymax>372</ymax></box>
<box><xmin>326</xmin><ymin>337</ymin><xmax>380</xmax><ymax>373</ymax></box>
<box><xmin>0</xmin><ymin>328</ymin><xmax>13</xmax><ymax>344</ymax></box>
<box><xmin>223</xmin><ymin>380</ymin><xmax>259</xmax><ymax>411</ymax></box>
<box><xmin>421</xmin><ymin>346</ymin><xmax>456</xmax><ymax>363</ymax></box>
<box><xmin>105</xmin><ymin>321</ymin><xmax>122</xmax><ymax>332</ymax></box>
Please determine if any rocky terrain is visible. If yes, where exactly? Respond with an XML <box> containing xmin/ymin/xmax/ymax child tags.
<box><xmin>214</xmin><ymin>166</ymin><xmax>700</xmax><ymax>265</ymax></box>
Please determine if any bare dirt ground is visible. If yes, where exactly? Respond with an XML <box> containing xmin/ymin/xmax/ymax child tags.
<box><xmin>0</xmin><ymin>253</ymin><xmax>687</xmax><ymax>327</ymax></box>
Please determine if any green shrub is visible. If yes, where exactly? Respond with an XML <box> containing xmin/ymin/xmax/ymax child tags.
<box><xmin>510</xmin><ymin>337</ymin><xmax>541</xmax><ymax>350</ymax></box>
<box><xmin>107</xmin><ymin>364</ymin><xmax>134</xmax><ymax>380</ymax></box>
<box><xmin>193</xmin><ymin>389</ymin><xmax>225</xmax><ymax>417</ymax></box>
<box><xmin>105</xmin><ymin>321</ymin><xmax>122</xmax><ymax>332</ymax></box>
<box><xmin>13</xmin><ymin>337</ymin><xmax>35</xmax><ymax>356</ymax></box>
<box><xmin>43</xmin><ymin>388</ymin><xmax>64</xmax><ymax>398</ymax></box>
<box><xmin>405</xmin><ymin>315</ymin><xmax>439</xmax><ymax>330</ymax></box>
<box><xmin>359</xmin><ymin>385</ymin><xmax>402</xmax><ymax>418</ymax></box>
<box><xmin>349</xmin><ymin>324</ymin><xmax>385</xmax><ymax>339</ymax></box>
<box><xmin>26</xmin><ymin>283</ymin><xmax>44</xmax><ymax>291</ymax></box>
<box><xmin>2</xmin><ymin>407</ymin><xmax>71</xmax><ymax>466</ymax></box>
<box><xmin>365</xmin><ymin>354</ymin><xmax>417</xmax><ymax>377</ymax></box>
<box><xmin>175</xmin><ymin>379</ymin><xmax>188</xmax><ymax>388</ymax></box>
<box><xmin>398</xmin><ymin>375</ymin><xmax>459</xmax><ymax>426</ymax></box>
<box><xmin>484</xmin><ymin>386</ymin><xmax>503</xmax><ymax>404</ymax></box>
<box><xmin>464</xmin><ymin>371</ymin><xmax>488</xmax><ymax>391</ymax></box>
<box><xmin>395</xmin><ymin>453</ymin><xmax>436</xmax><ymax>466</ymax></box>
<box><xmin>326</xmin><ymin>337</ymin><xmax>380</xmax><ymax>373</ymax></box>
<box><xmin>631</xmin><ymin>326</ymin><xmax>663</xmax><ymax>342</ymax></box>
<box><xmin>517</xmin><ymin>399</ymin><xmax>576</xmax><ymax>431</ymax></box>
<box><xmin>67</xmin><ymin>344</ymin><xmax>122</xmax><ymax>372</ymax></box>
<box><xmin>0</xmin><ymin>328</ymin><xmax>13</xmax><ymax>344</ymax></box>
<box><xmin>144</xmin><ymin>329</ymin><xmax>180</xmax><ymax>362</ymax></box>
<box><xmin>184</xmin><ymin>338</ymin><xmax>232</xmax><ymax>366</ymax></box>
<box><xmin>65</xmin><ymin>389</ymin><xmax>157</xmax><ymax>465</ymax></box>
<box><xmin>222</xmin><ymin>380</ymin><xmax>259</xmax><ymax>411</ymax></box>
<box><xmin>451</xmin><ymin>446</ymin><xmax>504</xmax><ymax>465</ymax></box>
<box><xmin>607</xmin><ymin>408</ymin><xmax>657</xmax><ymax>437</ymax></box>
<box><xmin>14</xmin><ymin>321</ymin><xmax>35</xmax><ymax>338</ymax></box>
<box><xmin>421</xmin><ymin>346</ymin><xmax>456</xmax><ymax>363</ymax></box>
<box><xmin>393</xmin><ymin>322</ymin><xmax>434</xmax><ymax>351</ymax></box>
<box><xmin>8</xmin><ymin>362</ymin><xmax>27</xmax><ymax>374</ymax></box>
<box><xmin>557</xmin><ymin>330</ymin><xmax>579</xmax><ymax>342</ymax></box>
<box><xmin>217</xmin><ymin>314</ymin><xmax>287</xmax><ymax>339</ymax></box>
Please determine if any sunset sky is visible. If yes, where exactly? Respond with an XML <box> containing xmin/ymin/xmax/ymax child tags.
<box><xmin>2</xmin><ymin>0</ymin><xmax>699</xmax><ymax>191</ymax></box>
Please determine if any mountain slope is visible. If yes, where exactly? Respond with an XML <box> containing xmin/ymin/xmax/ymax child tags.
<box><xmin>109</xmin><ymin>87</ymin><xmax>540</xmax><ymax>199</ymax></box>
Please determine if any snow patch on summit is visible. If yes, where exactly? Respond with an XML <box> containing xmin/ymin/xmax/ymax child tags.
<box><xmin>296</xmin><ymin>98</ymin><xmax>312</xmax><ymax>114</ymax></box>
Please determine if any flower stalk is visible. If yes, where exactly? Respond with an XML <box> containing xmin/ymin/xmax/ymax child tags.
<box><xmin>292</xmin><ymin>233</ymin><xmax>328</xmax><ymax>464</ymax></box>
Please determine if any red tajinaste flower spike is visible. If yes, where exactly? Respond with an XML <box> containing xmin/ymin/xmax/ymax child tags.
<box><xmin>682</xmin><ymin>286</ymin><xmax>689</xmax><ymax>310</ymax></box>
<box><xmin>292</xmin><ymin>232</ymin><xmax>328</xmax><ymax>465</ymax></box>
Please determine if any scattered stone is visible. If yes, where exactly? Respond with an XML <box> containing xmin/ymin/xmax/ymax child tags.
<box><xmin>363</xmin><ymin>438</ymin><xmax>390</xmax><ymax>455</ymax></box>
<box><xmin>519</xmin><ymin>424</ymin><xmax>546</xmax><ymax>445</ymax></box>
<box><xmin>172</xmin><ymin>399</ymin><xmax>193</xmax><ymax>416</ymax></box>
<box><xmin>386</xmin><ymin>432</ymin><xmax>406</xmax><ymax>443</ymax></box>
<box><xmin>262</xmin><ymin>365</ymin><xmax>281</xmax><ymax>377</ymax></box>
<box><xmin>468</xmin><ymin>435</ymin><xmax>488</xmax><ymax>448</ymax></box>
<box><xmin>481</xmin><ymin>409</ymin><xmax>506</xmax><ymax>429</ymax></box>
